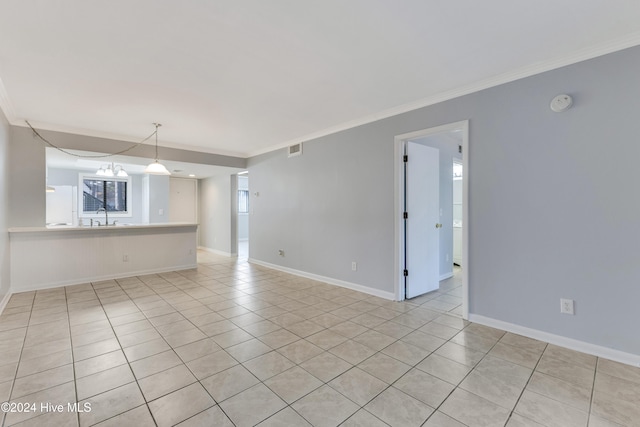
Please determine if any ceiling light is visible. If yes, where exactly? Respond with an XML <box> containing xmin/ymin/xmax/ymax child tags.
<box><xmin>97</xmin><ymin>163</ymin><xmax>128</xmax><ymax>177</ymax></box>
<box><xmin>189</xmin><ymin>174</ymin><xmax>195</xmax><ymax>177</ymax></box>
<box><xmin>237</xmin><ymin>171</ymin><xmax>248</xmax><ymax>175</ymax></box>
<box><xmin>144</xmin><ymin>123</ymin><xmax>171</xmax><ymax>175</ymax></box>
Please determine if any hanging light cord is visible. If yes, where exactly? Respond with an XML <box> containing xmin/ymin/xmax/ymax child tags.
<box><xmin>25</xmin><ymin>120</ymin><xmax>158</xmax><ymax>159</ymax></box>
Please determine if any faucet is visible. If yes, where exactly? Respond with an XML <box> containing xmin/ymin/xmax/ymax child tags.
<box><xmin>97</xmin><ymin>208</ymin><xmax>108</xmax><ymax>226</ymax></box>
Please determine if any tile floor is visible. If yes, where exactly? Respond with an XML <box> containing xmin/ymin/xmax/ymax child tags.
<box><xmin>0</xmin><ymin>252</ymin><xmax>638</xmax><ymax>426</ymax></box>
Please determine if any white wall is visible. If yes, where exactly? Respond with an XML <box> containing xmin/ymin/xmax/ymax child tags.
<box><xmin>0</xmin><ymin>109</ymin><xmax>10</xmax><ymax>307</ymax></box>
<box><xmin>248</xmin><ymin>45</ymin><xmax>640</xmax><ymax>358</ymax></box>
<box><xmin>47</xmin><ymin>167</ymin><xmax>145</xmax><ymax>224</ymax></box>
<box><xmin>199</xmin><ymin>175</ymin><xmax>235</xmax><ymax>255</ymax></box>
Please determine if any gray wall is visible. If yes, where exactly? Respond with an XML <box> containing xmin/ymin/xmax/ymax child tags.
<box><xmin>147</xmin><ymin>175</ymin><xmax>170</xmax><ymax>224</ymax></box>
<box><xmin>0</xmin><ymin>109</ymin><xmax>10</xmax><ymax>303</ymax></box>
<box><xmin>248</xmin><ymin>45</ymin><xmax>640</xmax><ymax>355</ymax></box>
<box><xmin>199</xmin><ymin>175</ymin><xmax>234</xmax><ymax>255</ymax></box>
<box><xmin>9</xmin><ymin>126</ymin><xmax>245</xmax><ymax>227</ymax></box>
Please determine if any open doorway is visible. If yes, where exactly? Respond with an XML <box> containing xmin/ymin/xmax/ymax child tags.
<box><xmin>394</xmin><ymin>120</ymin><xmax>469</xmax><ymax>319</ymax></box>
<box><xmin>237</xmin><ymin>172</ymin><xmax>249</xmax><ymax>260</ymax></box>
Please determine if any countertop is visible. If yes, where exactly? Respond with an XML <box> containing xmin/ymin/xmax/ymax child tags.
<box><xmin>9</xmin><ymin>223</ymin><xmax>198</xmax><ymax>233</ymax></box>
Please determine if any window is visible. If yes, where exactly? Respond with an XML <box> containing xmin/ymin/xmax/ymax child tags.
<box><xmin>238</xmin><ymin>190</ymin><xmax>249</xmax><ymax>213</ymax></box>
<box><xmin>79</xmin><ymin>174</ymin><xmax>132</xmax><ymax>217</ymax></box>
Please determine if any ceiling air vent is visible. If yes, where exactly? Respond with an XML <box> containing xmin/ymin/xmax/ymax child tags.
<box><xmin>288</xmin><ymin>143</ymin><xmax>302</xmax><ymax>158</ymax></box>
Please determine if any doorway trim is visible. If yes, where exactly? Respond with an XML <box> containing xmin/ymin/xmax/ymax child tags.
<box><xmin>393</xmin><ymin>120</ymin><xmax>469</xmax><ymax>320</ymax></box>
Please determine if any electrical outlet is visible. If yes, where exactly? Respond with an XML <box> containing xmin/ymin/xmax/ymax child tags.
<box><xmin>123</xmin><ymin>254</ymin><xmax>129</xmax><ymax>262</ymax></box>
<box><xmin>159</xmin><ymin>208</ymin><xmax>164</xmax><ymax>215</ymax></box>
<box><xmin>351</xmin><ymin>262</ymin><xmax>357</xmax><ymax>271</ymax></box>
<box><xmin>278</xmin><ymin>250</ymin><xmax>285</xmax><ymax>257</ymax></box>
<box><xmin>560</xmin><ymin>298</ymin><xmax>574</xmax><ymax>315</ymax></box>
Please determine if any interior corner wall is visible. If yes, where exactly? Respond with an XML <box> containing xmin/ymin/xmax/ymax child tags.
<box><xmin>9</xmin><ymin>126</ymin><xmax>46</xmax><ymax>227</ymax></box>
<box><xmin>0</xmin><ymin>109</ymin><xmax>11</xmax><ymax>303</ymax></box>
<box><xmin>198</xmin><ymin>175</ymin><xmax>233</xmax><ymax>255</ymax></box>
<box><xmin>248</xmin><ymin>45</ymin><xmax>640</xmax><ymax>356</ymax></box>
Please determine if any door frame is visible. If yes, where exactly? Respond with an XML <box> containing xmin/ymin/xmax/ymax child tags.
<box><xmin>393</xmin><ymin>120</ymin><xmax>469</xmax><ymax>319</ymax></box>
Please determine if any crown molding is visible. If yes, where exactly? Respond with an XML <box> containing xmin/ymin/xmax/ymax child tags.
<box><xmin>248</xmin><ymin>32</ymin><xmax>640</xmax><ymax>158</ymax></box>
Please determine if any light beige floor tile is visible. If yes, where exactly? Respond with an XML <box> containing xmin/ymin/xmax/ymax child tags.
<box><xmin>292</xmin><ymin>385</ymin><xmax>360</xmax><ymax>427</ymax></box>
<box><xmin>450</xmin><ymin>330</ymin><xmax>498</xmax><ymax>353</ymax></box>
<box><xmin>506</xmin><ymin>413</ymin><xmax>546</xmax><ymax>426</ymax></box>
<box><xmin>381</xmin><ymin>340</ymin><xmax>431</xmax><ymax>366</ymax></box>
<box><xmin>123</xmin><ymin>338</ymin><xmax>171</xmax><ymax>362</ymax></box>
<box><xmin>299</xmin><ymin>351</ymin><xmax>353</xmax><ymax>383</ymax></box>
<box><xmin>285</xmin><ymin>319</ymin><xmax>325</xmax><ymax>338</ymax></box>
<box><xmin>210</xmin><ymin>328</ymin><xmax>254</xmax><ymax>348</ymax></box>
<box><xmin>201</xmin><ymin>364</ymin><xmax>260</xmax><ymax>402</ymax></box>
<box><xmin>164</xmin><ymin>328</ymin><xmax>208</xmax><ymax>348</ymax></box>
<box><xmin>597</xmin><ymin>358</ymin><xmax>640</xmax><ymax>385</ymax></box>
<box><xmin>440</xmin><ymin>388</ymin><xmax>511</xmax><ymax>427</ymax></box>
<box><xmin>353</xmin><ymin>329</ymin><xmax>396</xmax><ymax>351</ymax></box>
<box><xmin>72</xmin><ymin>338</ymin><xmax>120</xmax><ymax>361</ymax></box>
<box><xmin>395</xmin><ymin>368</ymin><xmax>455</xmax><ymax>408</ymax></box>
<box><xmin>77</xmin><ymin>363</ymin><xmax>135</xmax><ymax>400</ymax></box>
<box><xmin>372</xmin><ymin>321</ymin><xmax>413</xmax><ymax>339</ymax></box>
<box><xmin>488</xmin><ymin>342</ymin><xmax>542</xmax><ymax>369</ymax></box>
<box><xmin>401</xmin><ymin>330</ymin><xmax>447</xmax><ymax>352</ymax></box>
<box><xmin>328</xmin><ymin>321</ymin><xmax>368</xmax><ymax>338</ymax></box>
<box><xmin>265</xmin><ymin>366</ymin><xmax>323</xmax><ymax>404</ymax></box>
<box><xmin>416</xmin><ymin>354</ymin><xmax>472</xmax><ymax>386</ymax></box>
<box><xmin>515</xmin><ymin>390</ymin><xmax>588</xmax><ymax>427</ymax></box>
<box><xmin>148</xmin><ymin>382</ymin><xmax>215</xmax><ymax>427</ymax></box>
<box><xmin>9</xmin><ymin>409</ymin><xmax>78</xmax><ymax>427</ymax></box>
<box><xmin>256</xmin><ymin>407</ymin><xmax>312</xmax><ymax>426</ymax></box>
<box><xmin>243</xmin><ymin>351</ymin><xmax>296</xmax><ymax>381</ymax></box>
<box><xmin>330</xmin><ymin>340</ymin><xmax>377</xmax><ymax>365</ymax></box>
<box><xmin>21</xmin><ymin>337</ymin><xmax>71</xmax><ymax>361</ymax></box>
<box><xmin>138</xmin><ymin>364</ymin><xmax>197</xmax><ymax>401</ymax></box>
<box><xmin>328</xmin><ymin>367</ymin><xmax>387</xmax><ymax>406</ymax></box>
<box><xmin>591</xmin><ymin>372</ymin><xmax>640</xmax><ymax>426</ymax></box>
<box><xmin>94</xmin><ymin>404</ymin><xmax>155</xmax><ymax>427</ymax></box>
<box><xmin>185</xmin><ymin>349</ymin><xmax>238</xmax><ymax>380</ymax></box>
<box><xmin>259</xmin><ymin>329</ymin><xmax>301</xmax><ymax>349</ymax></box>
<box><xmin>79</xmin><ymin>382</ymin><xmax>145</xmax><ymax>426</ymax></box>
<box><xmin>536</xmin><ymin>354</ymin><xmax>595</xmax><ymax>389</ymax></box>
<box><xmin>499</xmin><ymin>333</ymin><xmax>547</xmax><ymax>354</ymax></box>
<box><xmin>418</xmin><ymin>321</ymin><xmax>460</xmax><ymax>340</ymax></box>
<box><xmin>526</xmin><ymin>371</ymin><xmax>591</xmax><ymax>412</ymax></box>
<box><xmin>11</xmin><ymin>364</ymin><xmax>74</xmax><ymax>399</ymax></box>
<box><xmin>226</xmin><ymin>338</ymin><xmax>272</xmax><ymax>362</ymax></box>
<box><xmin>176</xmin><ymin>405</ymin><xmax>234</xmax><ymax>427</ymax></box>
<box><xmin>118</xmin><ymin>328</ymin><xmax>162</xmax><ymax>348</ymax></box>
<box><xmin>220</xmin><ymin>383</ymin><xmax>287</xmax><ymax>427</ymax></box>
<box><xmin>365</xmin><ymin>386</ymin><xmax>434</xmax><ymax>427</ymax></box>
<box><xmin>173</xmin><ymin>338</ymin><xmax>222</xmax><ymax>363</ymax></box>
<box><xmin>16</xmin><ymin>349</ymin><xmax>72</xmax><ymax>378</ymax></box>
<box><xmin>544</xmin><ymin>344</ymin><xmax>597</xmax><ymax>370</ymax></box>
<box><xmin>423</xmin><ymin>410</ymin><xmax>467</xmax><ymax>427</ymax></box>
<box><xmin>586</xmin><ymin>414</ymin><xmax>625</xmax><ymax>427</ymax></box>
<box><xmin>277</xmin><ymin>339</ymin><xmax>324</xmax><ymax>364</ymax></box>
<box><xmin>306</xmin><ymin>329</ymin><xmax>348</xmax><ymax>350</ymax></box>
<box><xmin>130</xmin><ymin>350</ymin><xmax>182</xmax><ymax>379</ymax></box>
<box><xmin>459</xmin><ymin>370</ymin><xmax>525</xmax><ymax>410</ymax></box>
<box><xmin>341</xmin><ymin>409</ymin><xmax>389</xmax><ymax>427</ymax></box>
<box><xmin>357</xmin><ymin>352</ymin><xmax>412</xmax><ymax>384</ymax></box>
<box><xmin>435</xmin><ymin>341</ymin><xmax>485</xmax><ymax>367</ymax></box>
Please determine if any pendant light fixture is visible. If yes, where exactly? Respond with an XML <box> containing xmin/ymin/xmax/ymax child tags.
<box><xmin>96</xmin><ymin>163</ymin><xmax>128</xmax><ymax>177</ymax></box>
<box><xmin>144</xmin><ymin>123</ymin><xmax>171</xmax><ymax>175</ymax></box>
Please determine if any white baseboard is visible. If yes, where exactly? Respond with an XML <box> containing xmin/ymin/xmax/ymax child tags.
<box><xmin>0</xmin><ymin>291</ymin><xmax>12</xmax><ymax>315</ymax></box>
<box><xmin>248</xmin><ymin>258</ymin><xmax>395</xmax><ymax>301</ymax></box>
<box><xmin>11</xmin><ymin>264</ymin><xmax>198</xmax><ymax>294</ymax></box>
<box><xmin>469</xmin><ymin>314</ymin><xmax>640</xmax><ymax>368</ymax></box>
<box><xmin>439</xmin><ymin>272</ymin><xmax>453</xmax><ymax>281</ymax></box>
<box><xmin>198</xmin><ymin>246</ymin><xmax>233</xmax><ymax>257</ymax></box>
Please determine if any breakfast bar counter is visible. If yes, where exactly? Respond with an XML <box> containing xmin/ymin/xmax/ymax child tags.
<box><xmin>9</xmin><ymin>223</ymin><xmax>198</xmax><ymax>292</ymax></box>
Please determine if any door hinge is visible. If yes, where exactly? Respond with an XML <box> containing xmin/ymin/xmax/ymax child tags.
<box><xmin>403</xmin><ymin>269</ymin><xmax>408</xmax><ymax>277</ymax></box>
<box><xmin>403</xmin><ymin>212</ymin><xmax>408</xmax><ymax>219</ymax></box>
<box><xmin>403</xmin><ymin>155</ymin><xmax>408</xmax><ymax>162</ymax></box>
<box><xmin>458</xmin><ymin>145</ymin><xmax>462</xmax><ymax>154</ymax></box>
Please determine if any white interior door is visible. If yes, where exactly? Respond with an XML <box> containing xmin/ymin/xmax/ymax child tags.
<box><xmin>405</xmin><ymin>142</ymin><xmax>440</xmax><ymax>298</ymax></box>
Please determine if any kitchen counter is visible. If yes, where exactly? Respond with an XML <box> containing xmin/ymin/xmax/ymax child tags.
<box><xmin>9</xmin><ymin>223</ymin><xmax>198</xmax><ymax>292</ymax></box>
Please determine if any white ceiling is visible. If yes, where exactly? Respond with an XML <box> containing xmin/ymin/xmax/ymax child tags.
<box><xmin>2</xmin><ymin>1</ymin><xmax>640</xmax><ymax>158</ymax></box>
